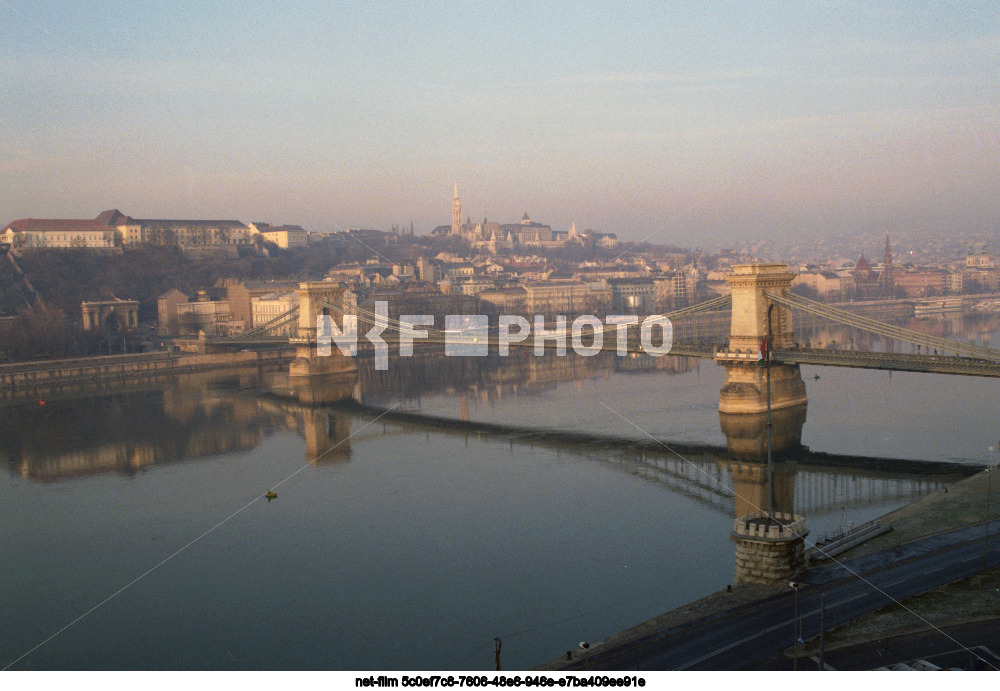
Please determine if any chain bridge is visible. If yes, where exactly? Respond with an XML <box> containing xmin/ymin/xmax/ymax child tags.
<box><xmin>204</xmin><ymin>264</ymin><xmax>1000</xmax><ymax>415</ymax></box>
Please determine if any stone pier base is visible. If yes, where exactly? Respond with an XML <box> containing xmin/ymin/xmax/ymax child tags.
<box><xmin>290</xmin><ymin>371</ymin><xmax>359</xmax><ymax>406</ymax></box>
<box><xmin>288</xmin><ymin>344</ymin><xmax>358</xmax><ymax>378</ymax></box>
<box><xmin>718</xmin><ymin>361</ymin><xmax>807</xmax><ymax>415</ymax></box>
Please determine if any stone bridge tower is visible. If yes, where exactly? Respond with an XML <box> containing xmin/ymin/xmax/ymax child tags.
<box><xmin>718</xmin><ymin>264</ymin><xmax>806</xmax><ymax>415</ymax></box>
<box><xmin>289</xmin><ymin>282</ymin><xmax>359</xmax><ymax>378</ymax></box>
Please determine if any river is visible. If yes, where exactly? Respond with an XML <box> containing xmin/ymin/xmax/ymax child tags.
<box><xmin>2</xmin><ymin>311</ymin><xmax>998</xmax><ymax>669</ymax></box>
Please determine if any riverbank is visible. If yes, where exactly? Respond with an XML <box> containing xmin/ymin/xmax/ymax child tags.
<box><xmin>0</xmin><ymin>349</ymin><xmax>294</xmax><ymax>400</ymax></box>
<box><xmin>793</xmin><ymin>465</ymin><xmax>1000</xmax><ymax>661</ymax></box>
<box><xmin>538</xmin><ymin>463</ymin><xmax>1000</xmax><ymax>670</ymax></box>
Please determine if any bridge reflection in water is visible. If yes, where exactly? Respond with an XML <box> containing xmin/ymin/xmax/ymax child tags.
<box><xmin>3</xmin><ymin>352</ymin><xmax>968</xmax><ymax>591</ymax></box>
<box><xmin>291</xmin><ymin>356</ymin><xmax>959</xmax><ymax>587</ymax></box>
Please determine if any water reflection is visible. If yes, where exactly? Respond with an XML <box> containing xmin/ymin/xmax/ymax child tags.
<box><xmin>718</xmin><ymin>404</ymin><xmax>807</xmax><ymax>459</ymax></box>
<box><xmin>355</xmin><ymin>348</ymin><xmax>700</xmax><ymax>409</ymax></box>
<box><xmin>4</xmin><ymin>346</ymin><xmax>979</xmax><ymax>668</ymax></box>
<box><xmin>301</xmin><ymin>408</ymin><xmax>352</xmax><ymax>462</ymax></box>
<box><xmin>5</xmin><ymin>350</ymin><xmax>970</xmax><ymax>505</ymax></box>
<box><xmin>1</xmin><ymin>367</ymin><xmax>357</xmax><ymax>481</ymax></box>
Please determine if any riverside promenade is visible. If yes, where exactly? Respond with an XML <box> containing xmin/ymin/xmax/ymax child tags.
<box><xmin>0</xmin><ymin>349</ymin><xmax>293</xmax><ymax>399</ymax></box>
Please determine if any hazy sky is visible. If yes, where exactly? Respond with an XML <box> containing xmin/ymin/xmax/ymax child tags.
<box><xmin>2</xmin><ymin>1</ymin><xmax>997</xmax><ymax>245</ymax></box>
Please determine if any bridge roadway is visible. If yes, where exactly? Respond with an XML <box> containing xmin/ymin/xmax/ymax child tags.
<box><xmin>547</xmin><ymin>521</ymin><xmax>1000</xmax><ymax>671</ymax></box>
<box><xmin>0</xmin><ymin>349</ymin><xmax>293</xmax><ymax>397</ymax></box>
<box><xmin>706</xmin><ymin>344</ymin><xmax>1000</xmax><ymax>377</ymax></box>
<box><xmin>214</xmin><ymin>334</ymin><xmax>1000</xmax><ymax>377</ymax></box>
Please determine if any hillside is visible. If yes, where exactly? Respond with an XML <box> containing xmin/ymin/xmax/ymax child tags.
<box><xmin>15</xmin><ymin>244</ymin><xmax>346</xmax><ymax>323</ymax></box>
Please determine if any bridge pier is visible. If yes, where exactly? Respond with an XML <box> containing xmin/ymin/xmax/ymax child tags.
<box><xmin>718</xmin><ymin>263</ymin><xmax>806</xmax><ymax>414</ymax></box>
<box><xmin>719</xmin><ymin>265</ymin><xmax>809</xmax><ymax>583</ymax></box>
<box><xmin>289</xmin><ymin>345</ymin><xmax>358</xmax><ymax>378</ymax></box>
<box><xmin>289</xmin><ymin>282</ymin><xmax>359</xmax><ymax>379</ymax></box>
<box><xmin>718</xmin><ymin>361</ymin><xmax>807</xmax><ymax>414</ymax></box>
<box><xmin>290</xmin><ymin>371</ymin><xmax>359</xmax><ymax>405</ymax></box>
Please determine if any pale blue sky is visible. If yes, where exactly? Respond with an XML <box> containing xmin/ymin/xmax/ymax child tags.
<box><xmin>2</xmin><ymin>1</ymin><xmax>997</xmax><ymax>245</ymax></box>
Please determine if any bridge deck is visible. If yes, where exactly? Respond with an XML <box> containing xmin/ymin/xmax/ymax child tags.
<box><xmin>769</xmin><ymin>347</ymin><xmax>1000</xmax><ymax>377</ymax></box>
<box><xmin>205</xmin><ymin>335</ymin><xmax>1000</xmax><ymax>377</ymax></box>
<box><xmin>672</xmin><ymin>342</ymin><xmax>1000</xmax><ymax>376</ymax></box>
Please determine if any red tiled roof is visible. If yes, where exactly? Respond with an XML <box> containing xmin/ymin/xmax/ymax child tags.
<box><xmin>137</xmin><ymin>219</ymin><xmax>246</xmax><ymax>228</ymax></box>
<box><xmin>5</xmin><ymin>218</ymin><xmax>115</xmax><ymax>233</ymax></box>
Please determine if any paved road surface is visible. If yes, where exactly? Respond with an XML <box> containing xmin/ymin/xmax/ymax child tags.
<box><xmin>556</xmin><ymin>521</ymin><xmax>1000</xmax><ymax>671</ymax></box>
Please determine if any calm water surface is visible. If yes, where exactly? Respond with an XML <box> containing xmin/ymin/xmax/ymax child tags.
<box><xmin>3</xmin><ymin>312</ymin><xmax>997</xmax><ymax>669</ymax></box>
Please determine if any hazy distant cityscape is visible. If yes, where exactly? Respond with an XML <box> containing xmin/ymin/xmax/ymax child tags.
<box><xmin>1</xmin><ymin>182</ymin><xmax>997</xmax><ymax>357</ymax></box>
<box><xmin>4</xmin><ymin>0</ymin><xmax>999</xmax><ymax>678</ymax></box>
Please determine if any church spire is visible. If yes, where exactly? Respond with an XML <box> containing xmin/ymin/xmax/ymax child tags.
<box><xmin>883</xmin><ymin>230</ymin><xmax>893</xmax><ymax>290</ymax></box>
<box><xmin>451</xmin><ymin>183</ymin><xmax>462</xmax><ymax>236</ymax></box>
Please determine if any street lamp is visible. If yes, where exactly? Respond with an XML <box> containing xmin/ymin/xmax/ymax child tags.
<box><xmin>985</xmin><ymin>466</ymin><xmax>994</xmax><ymax>573</ymax></box>
<box><xmin>789</xmin><ymin>581</ymin><xmax>801</xmax><ymax>671</ymax></box>
<box><xmin>578</xmin><ymin>642</ymin><xmax>590</xmax><ymax>669</ymax></box>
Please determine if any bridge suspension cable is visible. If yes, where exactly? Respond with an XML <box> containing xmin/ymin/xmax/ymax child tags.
<box><xmin>314</xmin><ymin>294</ymin><xmax>731</xmax><ymax>353</ymax></box>
<box><xmin>766</xmin><ymin>289</ymin><xmax>1000</xmax><ymax>361</ymax></box>
<box><xmin>317</xmin><ymin>293</ymin><xmax>731</xmax><ymax>334</ymax></box>
<box><xmin>218</xmin><ymin>304</ymin><xmax>301</xmax><ymax>341</ymax></box>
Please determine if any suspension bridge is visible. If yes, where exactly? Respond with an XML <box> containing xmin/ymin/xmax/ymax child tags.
<box><xmin>204</xmin><ymin>263</ymin><xmax>1000</xmax><ymax>413</ymax></box>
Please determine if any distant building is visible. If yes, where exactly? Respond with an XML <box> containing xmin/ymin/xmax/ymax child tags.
<box><xmin>966</xmin><ymin>243</ymin><xmax>994</xmax><ymax>269</ymax></box>
<box><xmin>226</xmin><ymin>280</ymin><xmax>300</xmax><ymax>329</ymax></box>
<box><xmin>3</xmin><ymin>209</ymin><xmax>262</xmax><ymax>251</ymax></box>
<box><xmin>653</xmin><ymin>272</ymin><xmax>694</xmax><ymax>310</ymax></box>
<box><xmin>851</xmin><ymin>233</ymin><xmax>895</xmax><ymax>299</ymax></box>
<box><xmin>81</xmin><ymin>298</ymin><xmax>139</xmax><ymax>331</ymax></box>
<box><xmin>452</xmin><ymin>183</ymin><xmax>462</xmax><ymax>236</ymax></box>
<box><xmin>251</xmin><ymin>291</ymin><xmax>299</xmax><ymax>336</ymax></box>
<box><xmin>794</xmin><ymin>270</ymin><xmax>850</xmax><ymax>299</ymax></box>
<box><xmin>139</xmin><ymin>217</ymin><xmax>251</xmax><ymax>247</ymax></box>
<box><xmin>442</xmin><ymin>262</ymin><xmax>475</xmax><ymax>279</ymax></box>
<box><xmin>595</xmin><ymin>232</ymin><xmax>619</xmax><ymax>249</ymax></box>
<box><xmin>326</xmin><ymin>264</ymin><xmax>370</xmax><ymax>288</ymax></box>
<box><xmin>505</xmin><ymin>213</ymin><xmax>553</xmax><ymax>245</ymax></box>
<box><xmin>177</xmin><ymin>296</ymin><xmax>242</xmax><ymax>336</ymax></box>
<box><xmin>477</xmin><ymin>287</ymin><xmax>527</xmax><ymax>314</ymax></box>
<box><xmin>522</xmin><ymin>280</ymin><xmax>610</xmax><ymax>320</ymax></box>
<box><xmin>157</xmin><ymin>288</ymin><xmax>190</xmax><ymax>335</ymax></box>
<box><xmin>573</xmin><ymin>264</ymin><xmax>648</xmax><ymax>281</ymax></box>
<box><xmin>416</xmin><ymin>256</ymin><xmax>437</xmax><ymax>282</ymax></box>
<box><xmin>249</xmin><ymin>222</ymin><xmax>308</xmax><ymax>248</ymax></box>
<box><xmin>444</xmin><ymin>186</ymin><xmax>561</xmax><ymax>248</ymax></box>
<box><xmin>894</xmin><ymin>269</ymin><xmax>945</xmax><ymax>298</ymax></box>
<box><xmin>4</xmin><ymin>212</ymin><xmax>122</xmax><ymax>249</ymax></box>
<box><xmin>450</xmin><ymin>277</ymin><xmax>496</xmax><ymax>296</ymax></box>
<box><xmin>607</xmin><ymin>277</ymin><xmax>656</xmax><ymax>314</ymax></box>
<box><xmin>968</xmin><ymin>268</ymin><xmax>1000</xmax><ymax>291</ymax></box>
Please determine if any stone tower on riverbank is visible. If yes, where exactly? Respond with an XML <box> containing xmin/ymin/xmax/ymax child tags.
<box><xmin>732</xmin><ymin>512</ymin><xmax>808</xmax><ymax>584</ymax></box>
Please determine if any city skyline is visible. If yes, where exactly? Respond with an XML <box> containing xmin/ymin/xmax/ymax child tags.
<box><xmin>2</xmin><ymin>1</ymin><xmax>998</xmax><ymax>245</ymax></box>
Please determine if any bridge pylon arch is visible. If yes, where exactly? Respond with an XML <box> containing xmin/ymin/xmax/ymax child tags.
<box><xmin>289</xmin><ymin>282</ymin><xmax>359</xmax><ymax>378</ymax></box>
<box><xmin>718</xmin><ymin>264</ymin><xmax>807</xmax><ymax>415</ymax></box>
